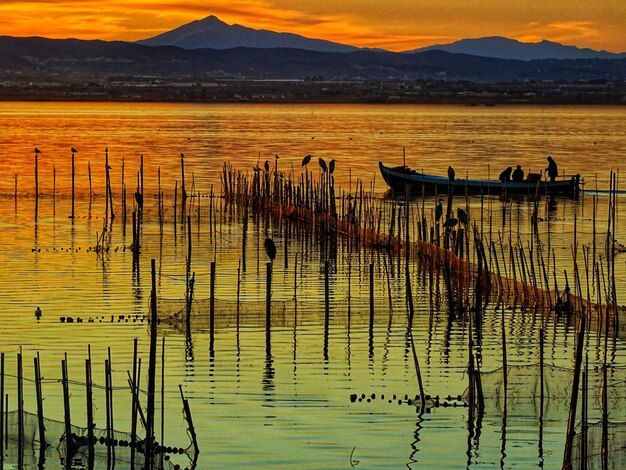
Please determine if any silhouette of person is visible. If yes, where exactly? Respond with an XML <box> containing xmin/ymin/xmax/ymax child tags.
<box><xmin>499</xmin><ymin>166</ymin><xmax>513</xmax><ymax>183</ymax></box>
<box><xmin>512</xmin><ymin>165</ymin><xmax>524</xmax><ymax>182</ymax></box>
<box><xmin>545</xmin><ymin>156</ymin><xmax>558</xmax><ymax>182</ymax></box>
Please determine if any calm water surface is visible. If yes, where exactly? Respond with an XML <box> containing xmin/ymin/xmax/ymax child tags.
<box><xmin>0</xmin><ymin>102</ymin><xmax>625</xmax><ymax>469</ymax></box>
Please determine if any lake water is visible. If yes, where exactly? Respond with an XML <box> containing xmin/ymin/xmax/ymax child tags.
<box><xmin>0</xmin><ymin>102</ymin><xmax>625</xmax><ymax>469</ymax></box>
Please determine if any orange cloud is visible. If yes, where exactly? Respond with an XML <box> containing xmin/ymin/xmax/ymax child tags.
<box><xmin>0</xmin><ymin>1</ymin><xmax>624</xmax><ymax>52</ymax></box>
<box><xmin>515</xmin><ymin>20</ymin><xmax>604</xmax><ymax>48</ymax></box>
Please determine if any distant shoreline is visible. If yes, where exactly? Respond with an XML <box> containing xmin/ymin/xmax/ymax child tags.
<box><xmin>1</xmin><ymin>79</ymin><xmax>624</xmax><ymax>106</ymax></box>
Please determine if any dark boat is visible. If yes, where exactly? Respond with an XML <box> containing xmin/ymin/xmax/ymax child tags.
<box><xmin>379</xmin><ymin>162</ymin><xmax>581</xmax><ymax>198</ymax></box>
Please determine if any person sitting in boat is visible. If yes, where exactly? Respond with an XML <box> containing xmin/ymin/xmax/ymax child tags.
<box><xmin>499</xmin><ymin>166</ymin><xmax>513</xmax><ymax>183</ymax></box>
<box><xmin>511</xmin><ymin>165</ymin><xmax>524</xmax><ymax>182</ymax></box>
<box><xmin>545</xmin><ymin>156</ymin><xmax>558</xmax><ymax>182</ymax></box>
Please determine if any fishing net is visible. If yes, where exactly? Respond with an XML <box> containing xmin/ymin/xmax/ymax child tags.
<box><xmin>3</xmin><ymin>409</ymin><xmax>194</xmax><ymax>469</ymax></box>
<box><xmin>464</xmin><ymin>363</ymin><xmax>626</xmax><ymax>420</ymax></box>
<box><xmin>571</xmin><ymin>419</ymin><xmax>626</xmax><ymax>470</ymax></box>
<box><xmin>156</xmin><ymin>295</ymin><xmax>376</xmax><ymax>332</ymax></box>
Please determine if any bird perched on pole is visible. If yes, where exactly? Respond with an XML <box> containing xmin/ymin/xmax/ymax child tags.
<box><xmin>71</xmin><ymin>147</ymin><xmax>78</xmax><ymax>154</ymax></box>
<box><xmin>35</xmin><ymin>148</ymin><xmax>42</xmax><ymax>154</ymax></box>
<box><xmin>457</xmin><ymin>207</ymin><xmax>468</xmax><ymax>225</ymax></box>
<box><xmin>264</xmin><ymin>160</ymin><xmax>270</xmax><ymax>172</ymax></box>
<box><xmin>448</xmin><ymin>166</ymin><xmax>455</xmax><ymax>182</ymax></box>
<box><xmin>435</xmin><ymin>199</ymin><xmax>443</xmax><ymax>223</ymax></box>
<box><xmin>329</xmin><ymin>159</ymin><xmax>336</xmax><ymax>174</ymax></box>
<box><xmin>301</xmin><ymin>154</ymin><xmax>312</xmax><ymax>167</ymax></box>
<box><xmin>443</xmin><ymin>217</ymin><xmax>458</xmax><ymax>228</ymax></box>
<box><xmin>318</xmin><ymin>157</ymin><xmax>327</xmax><ymax>173</ymax></box>
<box><xmin>134</xmin><ymin>191</ymin><xmax>143</xmax><ymax>209</ymax></box>
<box><xmin>264</xmin><ymin>237</ymin><xmax>277</xmax><ymax>262</ymax></box>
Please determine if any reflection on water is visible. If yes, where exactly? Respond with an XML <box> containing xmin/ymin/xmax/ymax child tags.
<box><xmin>0</xmin><ymin>103</ymin><xmax>624</xmax><ymax>468</ymax></box>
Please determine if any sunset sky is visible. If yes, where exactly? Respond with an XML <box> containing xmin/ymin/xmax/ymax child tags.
<box><xmin>1</xmin><ymin>1</ymin><xmax>624</xmax><ymax>52</ymax></box>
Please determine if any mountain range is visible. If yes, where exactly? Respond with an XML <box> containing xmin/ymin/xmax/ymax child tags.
<box><xmin>407</xmin><ymin>36</ymin><xmax>626</xmax><ymax>61</ymax></box>
<box><xmin>138</xmin><ymin>15</ymin><xmax>359</xmax><ymax>53</ymax></box>
<box><xmin>1</xmin><ymin>36</ymin><xmax>625</xmax><ymax>83</ymax></box>
<box><xmin>138</xmin><ymin>15</ymin><xmax>626</xmax><ymax>61</ymax></box>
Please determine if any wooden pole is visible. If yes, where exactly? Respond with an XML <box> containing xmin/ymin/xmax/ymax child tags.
<box><xmin>0</xmin><ymin>352</ymin><xmax>3</xmax><ymax>469</ymax></box>
<box><xmin>85</xmin><ymin>350</ymin><xmax>94</xmax><ymax>470</ymax></box>
<box><xmin>369</xmin><ymin>263</ymin><xmax>375</xmax><ymax>325</ymax></box>
<box><xmin>145</xmin><ymin>258</ymin><xmax>158</xmax><ymax>469</ymax></box>
<box><xmin>324</xmin><ymin>260</ymin><xmax>330</xmax><ymax>360</ymax></box>
<box><xmin>71</xmin><ymin>149</ymin><xmax>75</xmax><ymax>219</ymax></box>
<box><xmin>210</xmin><ymin>261</ymin><xmax>216</xmax><ymax>356</ymax></box>
<box><xmin>17</xmin><ymin>351</ymin><xmax>23</xmax><ymax>469</ymax></box>
<box><xmin>160</xmin><ymin>337</ymin><xmax>166</xmax><ymax>470</ymax></box>
<box><xmin>130</xmin><ymin>338</ymin><xmax>138</xmax><ymax>468</ymax></box>
<box><xmin>107</xmin><ymin>347</ymin><xmax>115</xmax><ymax>464</ymax></box>
<box><xmin>266</xmin><ymin>262</ymin><xmax>272</xmax><ymax>353</ymax></box>
<box><xmin>562</xmin><ymin>313</ymin><xmax>586</xmax><ymax>470</ymax></box>
<box><xmin>34</xmin><ymin>149</ymin><xmax>39</xmax><ymax>204</ymax></box>
<box><xmin>34</xmin><ymin>353</ymin><xmax>46</xmax><ymax>452</ymax></box>
<box><xmin>88</xmin><ymin>160</ymin><xmax>92</xmax><ymax>199</ymax></box>
<box><xmin>61</xmin><ymin>355</ymin><xmax>72</xmax><ymax>469</ymax></box>
<box><xmin>53</xmin><ymin>164</ymin><xmax>56</xmax><ymax>215</ymax></box>
<box><xmin>13</xmin><ymin>174</ymin><xmax>17</xmax><ymax>213</ymax></box>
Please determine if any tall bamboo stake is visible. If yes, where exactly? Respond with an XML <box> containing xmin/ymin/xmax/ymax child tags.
<box><xmin>71</xmin><ymin>147</ymin><xmax>76</xmax><ymax>219</ymax></box>
<box><xmin>0</xmin><ymin>353</ymin><xmax>3</xmax><ymax>469</ymax></box>
<box><xmin>145</xmin><ymin>259</ymin><xmax>158</xmax><ymax>469</ymax></box>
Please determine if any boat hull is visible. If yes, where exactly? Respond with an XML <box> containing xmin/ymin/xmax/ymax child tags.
<box><xmin>379</xmin><ymin>162</ymin><xmax>580</xmax><ymax>198</ymax></box>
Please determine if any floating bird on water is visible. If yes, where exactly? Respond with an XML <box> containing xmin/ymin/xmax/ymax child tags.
<box><xmin>264</xmin><ymin>237</ymin><xmax>276</xmax><ymax>261</ymax></box>
<box><xmin>443</xmin><ymin>217</ymin><xmax>459</xmax><ymax>228</ymax></box>
<box><xmin>319</xmin><ymin>157</ymin><xmax>327</xmax><ymax>172</ymax></box>
<box><xmin>329</xmin><ymin>159</ymin><xmax>336</xmax><ymax>174</ymax></box>
<box><xmin>435</xmin><ymin>199</ymin><xmax>443</xmax><ymax>222</ymax></box>
<box><xmin>35</xmin><ymin>306</ymin><xmax>42</xmax><ymax>320</ymax></box>
<box><xmin>448</xmin><ymin>166</ymin><xmax>455</xmax><ymax>182</ymax></box>
<box><xmin>71</xmin><ymin>147</ymin><xmax>78</xmax><ymax>153</ymax></box>
<box><xmin>301</xmin><ymin>154</ymin><xmax>312</xmax><ymax>167</ymax></box>
<box><xmin>457</xmin><ymin>207</ymin><xmax>468</xmax><ymax>225</ymax></box>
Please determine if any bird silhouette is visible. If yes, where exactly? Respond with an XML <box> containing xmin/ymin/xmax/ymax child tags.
<box><xmin>35</xmin><ymin>148</ymin><xmax>41</xmax><ymax>154</ymax></box>
<box><xmin>319</xmin><ymin>157</ymin><xmax>327</xmax><ymax>172</ymax></box>
<box><xmin>264</xmin><ymin>160</ymin><xmax>270</xmax><ymax>172</ymax></box>
<box><xmin>264</xmin><ymin>237</ymin><xmax>277</xmax><ymax>261</ymax></box>
<box><xmin>448</xmin><ymin>166</ymin><xmax>455</xmax><ymax>182</ymax></box>
<box><xmin>329</xmin><ymin>159</ymin><xmax>336</xmax><ymax>174</ymax></box>
<box><xmin>134</xmin><ymin>191</ymin><xmax>143</xmax><ymax>208</ymax></box>
<box><xmin>435</xmin><ymin>199</ymin><xmax>443</xmax><ymax>222</ymax></box>
<box><xmin>301</xmin><ymin>154</ymin><xmax>312</xmax><ymax>167</ymax></box>
<box><xmin>443</xmin><ymin>217</ymin><xmax>459</xmax><ymax>228</ymax></box>
<box><xmin>457</xmin><ymin>207</ymin><xmax>468</xmax><ymax>225</ymax></box>
<box><xmin>71</xmin><ymin>147</ymin><xmax>78</xmax><ymax>153</ymax></box>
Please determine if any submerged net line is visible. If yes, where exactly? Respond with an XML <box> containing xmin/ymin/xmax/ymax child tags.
<box><xmin>3</xmin><ymin>410</ymin><xmax>192</xmax><ymax>469</ymax></box>
<box><xmin>230</xmin><ymin>188</ymin><xmax>624</xmax><ymax>332</ymax></box>
<box><xmin>463</xmin><ymin>363</ymin><xmax>626</xmax><ymax>419</ymax></box>
<box><xmin>156</xmin><ymin>295</ymin><xmax>378</xmax><ymax>330</ymax></box>
<box><xmin>572</xmin><ymin>419</ymin><xmax>626</xmax><ymax>470</ymax></box>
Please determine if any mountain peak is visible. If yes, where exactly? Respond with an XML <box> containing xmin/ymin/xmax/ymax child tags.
<box><xmin>138</xmin><ymin>14</ymin><xmax>358</xmax><ymax>53</ymax></box>
<box><xmin>406</xmin><ymin>36</ymin><xmax>625</xmax><ymax>60</ymax></box>
<box><xmin>198</xmin><ymin>15</ymin><xmax>227</xmax><ymax>26</ymax></box>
